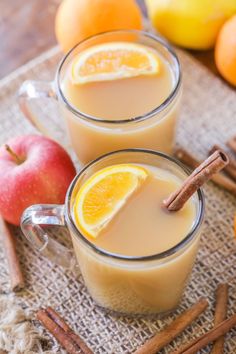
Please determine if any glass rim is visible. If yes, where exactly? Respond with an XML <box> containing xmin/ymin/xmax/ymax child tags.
<box><xmin>56</xmin><ymin>29</ymin><xmax>182</xmax><ymax>125</ymax></box>
<box><xmin>65</xmin><ymin>149</ymin><xmax>205</xmax><ymax>262</ymax></box>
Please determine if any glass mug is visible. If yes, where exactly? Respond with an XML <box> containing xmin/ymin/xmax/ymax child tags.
<box><xmin>21</xmin><ymin>149</ymin><xmax>204</xmax><ymax>315</ymax></box>
<box><xmin>18</xmin><ymin>30</ymin><xmax>182</xmax><ymax>165</ymax></box>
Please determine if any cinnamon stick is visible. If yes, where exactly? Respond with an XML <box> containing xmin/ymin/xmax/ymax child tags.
<box><xmin>0</xmin><ymin>216</ymin><xmax>24</xmax><ymax>291</ymax></box>
<box><xmin>133</xmin><ymin>297</ymin><xmax>208</xmax><ymax>354</ymax></box>
<box><xmin>173</xmin><ymin>284</ymin><xmax>229</xmax><ymax>354</ymax></box>
<box><xmin>209</xmin><ymin>145</ymin><xmax>236</xmax><ymax>181</ymax></box>
<box><xmin>211</xmin><ymin>283</ymin><xmax>228</xmax><ymax>354</ymax></box>
<box><xmin>175</xmin><ymin>148</ymin><xmax>236</xmax><ymax>196</ymax></box>
<box><xmin>163</xmin><ymin>150</ymin><xmax>229</xmax><ymax>211</ymax></box>
<box><xmin>37</xmin><ymin>307</ymin><xmax>93</xmax><ymax>354</ymax></box>
<box><xmin>227</xmin><ymin>136</ymin><xmax>236</xmax><ymax>154</ymax></box>
<box><xmin>172</xmin><ymin>312</ymin><xmax>236</xmax><ymax>354</ymax></box>
<box><xmin>46</xmin><ymin>306</ymin><xmax>93</xmax><ymax>354</ymax></box>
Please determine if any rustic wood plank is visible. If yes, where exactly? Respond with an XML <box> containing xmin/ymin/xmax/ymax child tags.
<box><xmin>0</xmin><ymin>0</ymin><xmax>228</xmax><ymax>87</ymax></box>
<box><xmin>0</xmin><ymin>0</ymin><xmax>59</xmax><ymax>78</ymax></box>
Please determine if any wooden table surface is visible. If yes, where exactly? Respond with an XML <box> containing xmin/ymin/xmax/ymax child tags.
<box><xmin>0</xmin><ymin>0</ymin><xmax>222</xmax><ymax>81</ymax></box>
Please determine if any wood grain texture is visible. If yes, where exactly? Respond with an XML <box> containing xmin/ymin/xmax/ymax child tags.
<box><xmin>0</xmin><ymin>0</ymin><xmax>227</xmax><ymax>86</ymax></box>
<box><xmin>0</xmin><ymin>0</ymin><xmax>59</xmax><ymax>78</ymax></box>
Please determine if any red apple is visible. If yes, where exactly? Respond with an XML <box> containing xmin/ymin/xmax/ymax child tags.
<box><xmin>0</xmin><ymin>135</ymin><xmax>76</xmax><ymax>225</ymax></box>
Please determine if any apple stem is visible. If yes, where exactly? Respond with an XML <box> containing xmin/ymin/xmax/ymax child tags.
<box><xmin>5</xmin><ymin>145</ymin><xmax>24</xmax><ymax>165</ymax></box>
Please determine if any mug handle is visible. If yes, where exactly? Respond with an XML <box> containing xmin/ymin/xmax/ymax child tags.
<box><xmin>18</xmin><ymin>80</ymin><xmax>57</xmax><ymax>136</ymax></box>
<box><xmin>21</xmin><ymin>204</ymin><xmax>78</xmax><ymax>271</ymax></box>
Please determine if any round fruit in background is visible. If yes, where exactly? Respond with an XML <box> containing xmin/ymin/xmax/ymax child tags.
<box><xmin>0</xmin><ymin>135</ymin><xmax>76</xmax><ymax>225</ymax></box>
<box><xmin>146</xmin><ymin>0</ymin><xmax>236</xmax><ymax>50</ymax></box>
<box><xmin>55</xmin><ymin>0</ymin><xmax>143</xmax><ymax>53</ymax></box>
<box><xmin>234</xmin><ymin>214</ymin><xmax>236</xmax><ymax>238</ymax></box>
<box><xmin>215</xmin><ymin>15</ymin><xmax>236</xmax><ymax>86</ymax></box>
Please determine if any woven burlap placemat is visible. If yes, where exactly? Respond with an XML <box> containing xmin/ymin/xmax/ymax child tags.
<box><xmin>0</xmin><ymin>45</ymin><xmax>236</xmax><ymax>353</ymax></box>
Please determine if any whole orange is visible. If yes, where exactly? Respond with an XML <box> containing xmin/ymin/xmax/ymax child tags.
<box><xmin>234</xmin><ymin>214</ymin><xmax>236</xmax><ymax>238</ymax></box>
<box><xmin>55</xmin><ymin>0</ymin><xmax>143</xmax><ymax>53</ymax></box>
<box><xmin>215</xmin><ymin>15</ymin><xmax>236</xmax><ymax>86</ymax></box>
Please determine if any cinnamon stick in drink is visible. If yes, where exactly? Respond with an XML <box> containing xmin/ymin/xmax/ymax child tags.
<box><xmin>174</xmin><ymin>148</ymin><xmax>236</xmax><ymax>196</ymax></box>
<box><xmin>172</xmin><ymin>313</ymin><xmax>236</xmax><ymax>354</ymax></box>
<box><xmin>211</xmin><ymin>283</ymin><xmax>228</xmax><ymax>354</ymax></box>
<box><xmin>163</xmin><ymin>150</ymin><xmax>229</xmax><ymax>211</ymax></box>
<box><xmin>209</xmin><ymin>145</ymin><xmax>236</xmax><ymax>181</ymax></box>
<box><xmin>37</xmin><ymin>307</ymin><xmax>93</xmax><ymax>354</ymax></box>
<box><xmin>0</xmin><ymin>216</ymin><xmax>24</xmax><ymax>291</ymax></box>
<box><xmin>133</xmin><ymin>298</ymin><xmax>208</xmax><ymax>354</ymax></box>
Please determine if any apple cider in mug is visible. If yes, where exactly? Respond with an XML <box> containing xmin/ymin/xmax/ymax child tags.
<box><xmin>70</xmin><ymin>157</ymin><xmax>201</xmax><ymax>314</ymax></box>
<box><xmin>62</xmin><ymin>44</ymin><xmax>173</xmax><ymax>121</ymax></box>
<box><xmin>21</xmin><ymin>150</ymin><xmax>204</xmax><ymax>315</ymax></box>
<box><xmin>58</xmin><ymin>32</ymin><xmax>181</xmax><ymax>164</ymax></box>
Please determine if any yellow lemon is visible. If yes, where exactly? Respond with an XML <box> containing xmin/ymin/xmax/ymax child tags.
<box><xmin>73</xmin><ymin>164</ymin><xmax>148</xmax><ymax>238</ymax></box>
<box><xmin>71</xmin><ymin>42</ymin><xmax>160</xmax><ymax>84</ymax></box>
<box><xmin>146</xmin><ymin>0</ymin><xmax>236</xmax><ymax>50</ymax></box>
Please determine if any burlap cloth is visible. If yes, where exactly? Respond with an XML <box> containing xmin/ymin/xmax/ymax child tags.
<box><xmin>0</xmin><ymin>45</ymin><xmax>236</xmax><ymax>353</ymax></box>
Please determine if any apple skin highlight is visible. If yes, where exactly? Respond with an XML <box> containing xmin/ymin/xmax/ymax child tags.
<box><xmin>0</xmin><ymin>135</ymin><xmax>76</xmax><ymax>225</ymax></box>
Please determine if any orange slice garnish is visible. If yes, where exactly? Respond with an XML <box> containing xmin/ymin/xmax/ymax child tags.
<box><xmin>73</xmin><ymin>164</ymin><xmax>148</xmax><ymax>238</ymax></box>
<box><xmin>71</xmin><ymin>42</ymin><xmax>160</xmax><ymax>84</ymax></box>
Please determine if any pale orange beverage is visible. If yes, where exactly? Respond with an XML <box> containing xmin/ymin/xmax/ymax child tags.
<box><xmin>63</xmin><ymin>49</ymin><xmax>173</xmax><ymax>121</ymax></box>
<box><xmin>57</xmin><ymin>30</ymin><xmax>181</xmax><ymax>164</ymax></box>
<box><xmin>68</xmin><ymin>150</ymin><xmax>204</xmax><ymax>315</ymax></box>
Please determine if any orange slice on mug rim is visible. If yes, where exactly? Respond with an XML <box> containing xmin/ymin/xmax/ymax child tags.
<box><xmin>71</xmin><ymin>42</ymin><xmax>160</xmax><ymax>84</ymax></box>
<box><xmin>73</xmin><ymin>164</ymin><xmax>148</xmax><ymax>238</ymax></box>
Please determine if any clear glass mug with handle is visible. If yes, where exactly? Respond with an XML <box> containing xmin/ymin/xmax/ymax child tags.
<box><xmin>21</xmin><ymin>149</ymin><xmax>204</xmax><ymax>316</ymax></box>
<box><xmin>18</xmin><ymin>30</ymin><xmax>182</xmax><ymax>165</ymax></box>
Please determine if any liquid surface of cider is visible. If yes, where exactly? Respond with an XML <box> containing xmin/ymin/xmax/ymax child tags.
<box><xmin>74</xmin><ymin>164</ymin><xmax>196</xmax><ymax>257</ymax></box>
<box><xmin>60</xmin><ymin>41</ymin><xmax>180</xmax><ymax>164</ymax></box>
<box><xmin>62</xmin><ymin>46</ymin><xmax>174</xmax><ymax>120</ymax></box>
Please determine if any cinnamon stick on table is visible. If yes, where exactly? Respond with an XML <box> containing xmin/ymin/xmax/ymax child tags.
<box><xmin>172</xmin><ymin>312</ymin><xmax>236</xmax><ymax>354</ymax></box>
<box><xmin>133</xmin><ymin>298</ymin><xmax>208</xmax><ymax>354</ymax></box>
<box><xmin>37</xmin><ymin>307</ymin><xmax>93</xmax><ymax>354</ymax></box>
<box><xmin>174</xmin><ymin>148</ymin><xmax>236</xmax><ymax>197</ymax></box>
<box><xmin>211</xmin><ymin>283</ymin><xmax>228</xmax><ymax>354</ymax></box>
<box><xmin>163</xmin><ymin>150</ymin><xmax>229</xmax><ymax>211</ymax></box>
<box><xmin>173</xmin><ymin>284</ymin><xmax>229</xmax><ymax>354</ymax></box>
<box><xmin>0</xmin><ymin>216</ymin><xmax>24</xmax><ymax>292</ymax></box>
<box><xmin>209</xmin><ymin>145</ymin><xmax>236</xmax><ymax>181</ymax></box>
<box><xmin>227</xmin><ymin>136</ymin><xmax>236</xmax><ymax>154</ymax></box>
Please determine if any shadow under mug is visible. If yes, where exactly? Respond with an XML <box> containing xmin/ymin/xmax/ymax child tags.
<box><xmin>18</xmin><ymin>30</ymin><xmax>182</xmax><ymax>165</ymax></box>
<box><xmin>21</xmin><ymin>149</ymin><xmax>204</xmax><ymax>316</ymax></box>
